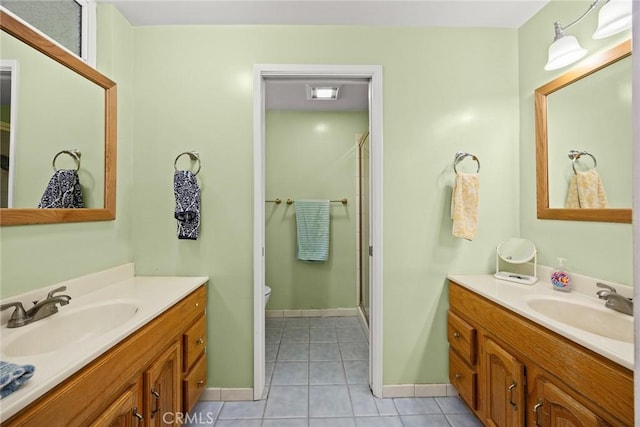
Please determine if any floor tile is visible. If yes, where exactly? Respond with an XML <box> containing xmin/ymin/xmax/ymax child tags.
<box><xmin>282</xmin><ymin>327</ymin><xmax>311</xmax><ymax>343</ymax></box>
<box><xmin>218</xmin><ymin>400</ymin><xmax>266</xmax><ymax>419</ymax></box>
<box><xmin>265</xmin><ymin>344</ymin><xmax>279</xmax><ymax>362</ymax></box>
<box><xmin>309</xmin><ymin>317</ymin><xmax>337</xmax><ymax>328</ymax></box>
<box><xmin>189</xmin><ymin>400</ymin><xmax>223</xmax><ymax>419</ymax></box>
<box><xmin>285</xmin><ymin>317</ymin><xmax>311</xmax><ymax>328</ymax></box>
<box><xmin>266</xmin><ymin>318</ymin><xmax>285</xmax><ymax>328</ymax></box>
<box><xmin>278</xmin><ymin>342</ymin><xmax>310</xmax><ymax>361</ymax></box>
<box><xmin>337</xmin><ymin>328</ymin><xmax>367</xmax><ymax>343</ymax></box>
<box><xmin>310</xmin><ymin>343</ymin><xmax>341</xmax><ymax>361</ymax></box>
<box><xmin>447</xmin><ymin>413</ymin><xmax>483</xmax><ymax>427</ymax></box>
<box><xmin>309</xmin><ymin>418</ymin><xmax>356</xmax><ymax>427</ymax></box>
<box><xmin>310</xmin><ymin>361</ymin><xmax>347</xmax><ymax>385</ymax></box>
<box><xmin>343</xmin><ymin>360</ymin><xmax>369</xmax><ymax>384</ymax></box>
<box><xmin>354</xmin><ymin>416</ymin><xmax>403</xmax><ymax>426</ymax></box>
<box><xmin>393</xmin><ymin>397</ymin><xmax>442</xmax><ymax>415</ymax></box>
<box><xmin>262</xmin><ymin>419</ymin><xmax>309</xmax><ymax>427</ymax></box>
<box><xmin>310</xmin><ymin>328</ymin><xmax>338</xmax><ymax>343</ymax></box>
<box><xmin>373</xmin><ymin>397</ymin><xmax>398</xmax><ymax>416</ymax></box>
<box><xmin>348</xmin><ymin>384</ymin><xmax>378</xmax><ymax>416</ymax></box>
<box><xmin>436</xmin><ymin>396</ymin><xmax>470</xmax><ymax>414</ymax></box>
<box><xmin>309</xmin><ymin>385</ymin><xmax>353</xmax><ymax>418</ymax></box>
<box><xmin>214</xmin><ymin>420</ymin><xmax>261</xmax><ymax>427</ymax></box>
<box><xmin>335</xmin><ymin>317</ymin><xmax>362</xmax><ymax>328</ymax></box>
<box><xmin>264</xmin><ymin>386</ymin><xmax>309</xmax><ymax>418</ymax></box>
<box><xmin>265</xmin><ymin>362</ymin><xmax>275</xmax><ymax>385</ymax></box>
<box><xmin>271</xmin><ymin>362</ymin><xmax>309</xmax><ymax>385</ymax></box>
<box><xmin>266</xmin><ymin>328</ymin><xmax>283</xmax><ymax>345</ymax></box>
<box><xmin>401</xmin><ymin>414</ymin><xmax>451</xmax><ymax>427</ymax></box>
<box><xmin>340</xmin><ymin>342</ymin><xmax>368</xmax><ymax>360</ymax></box>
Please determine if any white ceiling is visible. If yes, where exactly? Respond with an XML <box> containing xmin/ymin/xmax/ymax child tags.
<box><xmin>100</xmin><ymin>0</ymin><xmax>550</xmax><ymax>111</ymax></box>
<box><xmin>101</xmin><ymin>0</ymin><xmax>549</xmax><ymax>28</ymax></box>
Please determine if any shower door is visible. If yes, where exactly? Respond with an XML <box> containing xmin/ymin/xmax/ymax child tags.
<box><xmin>358</xmin><ymin>132</ymin><xmax>370</xmax><ymax>324</ymax></box>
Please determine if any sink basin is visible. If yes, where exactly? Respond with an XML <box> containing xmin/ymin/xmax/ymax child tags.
<box><xmin>526</xmin><ymin>297</ymin><xmax>633</xmax><ymax>343</ymax></box>
<box><xmin>2</xmin><ymin>301</ymin><xmax>138</xmax><ymax>357</ymax></box>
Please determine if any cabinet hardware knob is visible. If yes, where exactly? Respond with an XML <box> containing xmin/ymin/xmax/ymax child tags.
<box><xmin>453</xmin><ymin>332</ymin><xmax>460</xmax><ymax>339</ymax></box>
<box><xmin>196</xmin><ymin>337</ymin><xmax>204</xmax><ymax>345</ymax></box>
<box><xmin>133</xmin><ymin>408</ymin><xmax>144</xmax><ymax>422</ymax></box>
<box><xmin>195</xmin><ymin>302</ymin><xmax>200</xmax><ymax>308</ymax></box>
<box><xmin>533</xmin><ymin>399</ymin><xmax>543</xmax><ymax>427</ymax></box>
<box><xmin>455</xmin><ymin>374</ymin><xmax>462</xmax><ymax>380</ymax></box>
<box><xmin>507</xmin><ymin>381</ymin><xmax>518</xmax><ymax>411</ymax></box>
<box><xmin>197</xmin><ymin>380</ymin><xmax>205</xmax><ymax>386</ymax></box>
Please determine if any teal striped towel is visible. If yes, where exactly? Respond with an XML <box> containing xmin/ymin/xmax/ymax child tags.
<box><xmin>1</xmin><ymin>361</ymin><xmax>35</xmax><ymax>399</ymax></box>
<box><xmin>295</xmin><ymin>199</ymin><xmax>330</xmax><ymax>262</ymax></box>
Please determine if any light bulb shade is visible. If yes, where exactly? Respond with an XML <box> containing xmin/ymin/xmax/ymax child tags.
<box><xmin>593</xmin><ymin>0</ymin><xmax>632</xmax><ymax>39</ymax></box>
<box><xmin>544</xmin><ymin>35</ymin><xmax>588</xmax><ymax>71</ymax></box>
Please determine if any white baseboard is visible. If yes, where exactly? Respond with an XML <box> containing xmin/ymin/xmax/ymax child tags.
<box><xmin>200</xmin><ymin>388</ymin><xmax>254</xmax><ymax>401</ymax></box>
<box><xmin>382</xmin><ymin>384</ymin><xmax>458</xmax><ymax>398</ymax></box>
<box><xmin>265</xmin><ymin>308</ymin><xmax>358</xmax><ymax>318</ymax></box>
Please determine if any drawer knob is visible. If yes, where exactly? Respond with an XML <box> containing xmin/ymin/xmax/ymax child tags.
<box><xmin>453</xmin><ymin>332</ymin><xmax>461</xmax><ymax>339</ymax></box>
<box><xmin>196</xmin><ymin>337</ymin><xmax>204</xmax><ymax>345</ymax></box>
<box><xmin>197</xmin><ymin>380</ymin><xmax>205</xmax><ymax>387</ymax></box>
<box><xmin>195</xmin><ymin>302</ymin><xmax>200</xmax><ymax>308</ymax></box>
<box><xmin>455</xmin><ymin>373</ymin><xmax>462</xmax><ymax>380</ymax></box>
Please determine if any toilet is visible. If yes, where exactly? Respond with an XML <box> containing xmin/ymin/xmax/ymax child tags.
<box><xmin>264</xmin><ymin>286</ymin><xmax>272</xmax><ymax>308</ymax></box>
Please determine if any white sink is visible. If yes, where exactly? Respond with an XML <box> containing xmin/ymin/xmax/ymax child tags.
<box><xmin>2</xmin><ymin>301</ymin><xmax>138</xmax><ymax>357</ymax></box>
<box><xmin>526</xmin><ymin>297</ymin><xmax>633</xmax><ymax>344</ymax></box>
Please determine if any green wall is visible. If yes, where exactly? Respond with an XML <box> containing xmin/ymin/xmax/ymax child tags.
<box><xmin>131</xmin><ymin>24</ymin><xmax>519</xmax><ymax>388</ymax></box>
<box><xmin>265</xmin><ymin>110</ymin><xmax>367</xmax><ymax>310</ymax></box>
<box><xmin>518</xmin><ymin>0</ymin><xmax>633</xmax><ymax>285</ymax></box>
<box><xmin>0</xmin><ymin>5</ymin><xmax>134</xmax><ymax>298</ymax></box>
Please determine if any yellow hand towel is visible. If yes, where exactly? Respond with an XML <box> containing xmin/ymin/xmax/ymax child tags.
<box><xmin>451</xmin><ymin>172</ymin><xmax>479</xmax><ymax>240</ymax></box>
<box><xmin>565</xmin><ymin>169</ymin><xmax>608</xmax><ymax>208</ymax></box>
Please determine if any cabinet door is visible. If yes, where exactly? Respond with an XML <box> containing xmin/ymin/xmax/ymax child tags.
<box><xmin>144</xmin><ymin>341</ymin><xmax>181</xmax><ymax>427</ymax></box>
<box><xmin>531</xmin><ymin>379</ymin><xmax>600</xmax><ymax>427</ymax></box>
<box><xmin>90</xmin><ymin>385</ymin><xmax>143</xmax><ymax>427</ymax></box>
<box><xmin>483</xmin><ymin>338</ymin><xmax>525</xmax><ymax>427</ymax></box>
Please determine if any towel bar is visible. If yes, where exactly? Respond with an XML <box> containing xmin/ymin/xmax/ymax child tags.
<box><xmin>52</xmin><ymin>149</ymin><xmax>81</xmax><ymax>172</ymax></box>
<box><xmin>266</xmin><ymin>198</ymin><xmax>348</xmax><ymax>205</ymax></box>
<box><xmin>453</xmin><ymin>152</ymin><xmax>480</xmax><ymax>174</ymax></box>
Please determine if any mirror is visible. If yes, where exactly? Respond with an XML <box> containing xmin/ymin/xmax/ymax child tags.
<box><xmin>535</xmin><ymin>40</ymin><xmax>631</xmax><ymax>223</ymax></box>
<box><xmin>0</xmin><ymin>9</ymin><xmax>116</xmax><ymax>225</ymax></box>
<box><xmin>495</xmin><ymin>238</ymin><xmax>538</xmax><ymax>285</ymax></box>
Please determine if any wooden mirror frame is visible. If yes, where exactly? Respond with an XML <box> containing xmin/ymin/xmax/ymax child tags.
<box><xmin>0</xmin><ymin>9</ymin><xmax>116</xmax><ymax>226</ymax></box>
<box><xmin>535</xmin><ymin>40</ymin><xmax>631</xmax><ymax>224</ymax></box>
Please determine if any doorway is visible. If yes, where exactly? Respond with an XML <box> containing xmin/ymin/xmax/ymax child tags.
<box><xmin>253</xmin><ymin>64</ymin><xmax>383</xmax><ymax>399</ymax></box>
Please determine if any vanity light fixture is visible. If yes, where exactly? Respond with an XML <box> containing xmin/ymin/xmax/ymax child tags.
<box><xmin>307</xmin><ymin>86</ymin><xmax>339</xmax><ymax>100</ymax></box>
<box><xmin>544</xmin><ymin>0</ymin><xmax>632</xmax><ymax>71</ymax></box>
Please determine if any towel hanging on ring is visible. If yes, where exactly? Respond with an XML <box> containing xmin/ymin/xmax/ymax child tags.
<box><xmin>174</xmin><ymin>170</ymin><xmax>201</xmax><ymax>240</ymax></box>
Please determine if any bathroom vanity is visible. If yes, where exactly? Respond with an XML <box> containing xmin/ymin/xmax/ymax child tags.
<box><xmin>0</xmin><ymin>266</ymin><xmax>208</xmax><ymax>426</ymax></box>
<box><xmin>448</xmin><ymin>276</ymin><xmax>633</xmax><ymax>427</ymax></box>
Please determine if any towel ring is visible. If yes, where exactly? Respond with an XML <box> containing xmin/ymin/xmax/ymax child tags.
<box><xmin>568</xmin><ymin>150</ymin><xmax>597</xmax><ymax>174</ymax></box>
<box><xmin>52</xmin><ymin>149</ymin><xmax>81</xmax><ymax>172</ymax></box>
<box><xmin>174</xmin><ymin>151</ymin><xmax>201</xmax><ymax>176</ymax></box>
<box><xmin>453</xmin><ymin>152</ymin><xmax>480</xmax><ymax>174</ymax></box>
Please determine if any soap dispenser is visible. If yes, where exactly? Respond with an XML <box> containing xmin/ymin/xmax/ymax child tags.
<box><xmin>551</xmin><ymin>258</ymin><xmax>571</xmax><ymax>292</ymax></box>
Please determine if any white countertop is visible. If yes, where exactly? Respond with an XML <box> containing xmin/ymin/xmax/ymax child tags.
<box><xmin>448</xmin><ymin>274</ymin><xmax>633</xmax><ymax>371</ymax></box>
<box><xmin>0</xmin><ymin>269</ymin><xmax>208</xmax><ymax>422</ymax></box>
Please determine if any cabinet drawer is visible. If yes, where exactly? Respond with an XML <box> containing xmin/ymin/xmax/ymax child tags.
<box><xmin>184</xmin><ymin>315</ymin><xmax>206</xmax><ymax>371</ymax></box>
<box><xmin>449</xmin><ymin>350</ymin><xmax>477</xmax><ymax>410</ymax></box>
<box><xmin>448</xmin><ymin>311</ymin><xmax>476</xmax><ymax>364</ymax></box>
<box><xmin>183</xmin><ymin>354</ymin><xmax>207</xmax><ymax>413</ymax></box>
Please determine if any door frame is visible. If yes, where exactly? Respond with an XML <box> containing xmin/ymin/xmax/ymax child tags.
<box><xmin>253</xmin><ymin>64</ymin><xmax>384</xmax><ymax>399</ymax></box>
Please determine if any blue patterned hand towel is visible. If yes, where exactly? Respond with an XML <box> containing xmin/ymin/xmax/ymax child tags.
<box><xmin>174</xmin><ymin>170</ymin><xmax>201</xmax><ymax>240</ymax></box>
<box><xmin>295</xmin><ymin>199</ymin><xmax>330</xmax><ymax>262</ymax></box>
<box><xmin>0</xmin><ymin>361</ymin><xmax>35</xmax><ymax>399</ymax></box>
<box><xmin>37</xmin><ymin>169</ymin><xmax>84</xmax><ymax>208</ymax></box>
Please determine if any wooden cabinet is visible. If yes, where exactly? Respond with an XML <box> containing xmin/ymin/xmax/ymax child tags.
<box><xmin>5</xmin><ymin>285</ymin><xmax>207</xmax><ymax>427</ymax></box>
<box><xmin>483</xmin><ymin>338</ymin><xmax>524</xmax><ymax>427</ymax></box>
<box><xmin>182</xmin><ymin>315</ymin><xmax>207</xmax><ymax>413</ymax></box>
<box><xmin>448</xmin><ymin>281</ymin><xmax>633</xmax><ymax>427</ymax></box>
<box><xmin>144</xmin><ymin>342</ymin><xmax>181</xmax><ymax>426</ymax></box>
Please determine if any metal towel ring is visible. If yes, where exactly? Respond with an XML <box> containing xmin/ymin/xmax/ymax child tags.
<box><xmin>52</xmin><ymin>149</ymin><xmax>81</xmax><ymax>172</ymax></box>
<box><xmin>568</xmin><ymin>150</ymin><xmax>597</xmax><ymax>174</ymax></box>
<box><xmin>174</xmin><ymin>151</ymin><xmax>201</xmax><ymax>176</ymax></box>
<box><xmin>453</xmin><ymin>152</ymin><xmax>480</xmax><ymax>174</ymax></box>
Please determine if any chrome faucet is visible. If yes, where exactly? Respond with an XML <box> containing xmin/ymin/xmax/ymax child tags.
<box><xmin>596</xmin><ymin>283</ymin><xmax>633</xmax><ymax>316</ymax></box>
<box><xmin>0</xmin><ymin>286</ymin><xmax>71</xmax><ymax>328</ymax></box>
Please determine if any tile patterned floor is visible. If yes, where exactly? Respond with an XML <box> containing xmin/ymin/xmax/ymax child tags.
<box><xmin>186</xmin><ymin>317</ymin><xmax>482</xmax><ymax>427</ymax></box>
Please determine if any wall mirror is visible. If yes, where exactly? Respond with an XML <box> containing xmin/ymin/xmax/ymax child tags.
<box><xmin>0</xmin><ymin>9</ymin><xmax>116</xmax><ymax>226</ymax></box>
<box><xmin>535</xmin><ymin>40</ymin><xmax>631</xmax><ymax>223</ymax></box>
